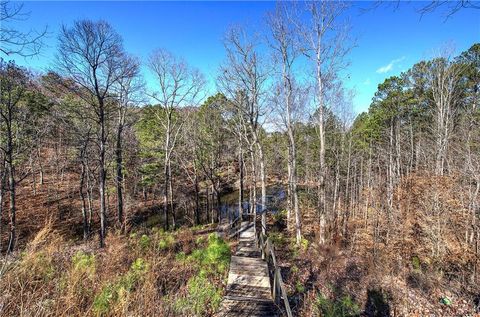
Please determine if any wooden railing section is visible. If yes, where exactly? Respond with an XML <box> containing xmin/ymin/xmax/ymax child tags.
<box><xmin>257</xmin><ymin>229</ymin><xmax>293</xmax><ymax>317</ymax></box>
<box><xmin>227</xmin><ymin>213</ymin><xmax>255</xmax><ymax>239</ymax></box>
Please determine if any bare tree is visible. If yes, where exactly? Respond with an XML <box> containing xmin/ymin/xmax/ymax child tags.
<box><xmin>57</xmin><ymin>20</ymin><xmax>128</xmax><ymax>247</ymax></box>
<box><xmin>364</xmin><ymin>1</ymin><xmax>479</xmax><ymax>19</ymax></box>
<box><xmin>114</xmin><ymin>56</ymin><xmax>142</xmax><ymax>230</ymax></box>
<box><xmin>427</xmin><ymin>53</ymin><xmax>464</xmax><ymax>176</ymax></box>
<box><xmin>0</xmin><ymin>61</ymin><xmax>30</xmax><ymax>252</ymax></box>
<box><xmin>148</xmin><ymin>48</ymin><xmax>205</xmax><ymax>230</ymax></box>
<box><xmin>295</xmin><ymin>1</ymin><xmax>352</xmax><ymax>244</ymax></box>
<box><xmin>0</xmin><ymin>1</ymin><xmax>46</xmax><ymax>57</ymax></box>
<box><xmin>417</xmin><ymin>0</ymin><xmax>480</xmax><ymax>18</ymax></box>
<box><xmin>218</xmin><ymin>27</ymin><xmax>270</xmax><ymax>234</ymax></box>
<box><xmin>267</xmin><ymin>3</ymin><xmax>302</xmax><ymax>244</ymax></box>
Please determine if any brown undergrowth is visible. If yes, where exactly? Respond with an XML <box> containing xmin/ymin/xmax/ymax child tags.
<box><xmin>269</xmin><ymin>173</ymin><xmax>479</xmax><ymax>317</ymax></box>
<box><xmin>0</xmin><ymin>221</ymin><xmax>231</xmax><ymax>316</ymax></box>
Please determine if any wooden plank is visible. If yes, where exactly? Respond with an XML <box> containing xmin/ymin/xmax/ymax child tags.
<box><xmin>218</xmin><ymin>222</ymin><xmax>278</xmax><ymax>317</ymax></box>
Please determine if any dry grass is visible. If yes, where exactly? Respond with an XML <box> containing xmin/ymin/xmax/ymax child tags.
<box><xmin>270</xmin><ymin>173</ymin><xmax>480</xmax><ymax>316</ymax></box>
<box><xmin>0</xmin><ymin>222</ymin><xmax>231</xmax><ymax>317</ymax></box>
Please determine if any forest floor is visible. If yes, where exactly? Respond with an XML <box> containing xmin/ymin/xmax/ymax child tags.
<box><xmin>0</xmin><ymin>220</ymin><xmax>233</xmax><ymax>316</ymax></box>
<box><xmin>268</xmin><ymin>214</ymin><xmax>480</xmax><ymax>316</ymax></box>
<box><xmin>267</xmin><ymin>176</ymin><xmax>480</xmax><ymax>316</ymax></box>
<box><xmin>1</xmin><ymin>164</ymin><xmax>479</xmax><ymax>316</ymax></box>
<box><xmin>0</xmin><ymin>163</ymin><xmax>236</xmax><ymax>316</ymax></box>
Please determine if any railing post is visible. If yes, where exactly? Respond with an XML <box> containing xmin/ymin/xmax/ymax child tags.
<box><xmin>272</xmin><ymin>268</ymin><xmax>277</xmax><ymax>303</ymax></box>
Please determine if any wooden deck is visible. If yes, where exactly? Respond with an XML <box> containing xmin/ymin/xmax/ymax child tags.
<box><xmin>217</xmin><ymin>222</ymin><xmax>278</xmax><ymax>317</ymax></box>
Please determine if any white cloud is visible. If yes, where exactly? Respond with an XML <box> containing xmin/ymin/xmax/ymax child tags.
<box><xmin>363</xmin><ymin>78</ymin><xmax>371</xmax><ymax>85</ymax></box>
<box><xmin>376</xmin><ymin>56</ymin><xmax>405</xmax><ymax>74</ymax></box>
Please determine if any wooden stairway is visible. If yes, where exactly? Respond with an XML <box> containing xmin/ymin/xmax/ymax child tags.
<box><xmin>217</xmin><ymin>222</ymin><xmax>278</xmax><ymax>317</ymax></box>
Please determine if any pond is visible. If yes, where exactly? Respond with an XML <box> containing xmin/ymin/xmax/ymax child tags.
<box><xmin>218</xmin><ymin>186</ymin><xmax>287</xmax><ymax>221</ymax></box>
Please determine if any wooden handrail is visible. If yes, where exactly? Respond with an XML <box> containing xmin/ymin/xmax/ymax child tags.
<box><xmin>256</xmin><ymin>229</ymin><xmax>293</xmax><ymax>317</ymax></box>
<box><xmin>227</xmin><ymin>216</ymin><xmax>242</xmax><ymax>239</ymax></box>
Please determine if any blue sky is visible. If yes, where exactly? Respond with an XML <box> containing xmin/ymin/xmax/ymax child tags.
<box><xmin>4</xmin><ymin>1</ymin><xmax>479</xmax><ymax>114</ymax></box>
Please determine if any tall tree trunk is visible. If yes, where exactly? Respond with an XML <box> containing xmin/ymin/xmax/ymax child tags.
<box><xmin>316</xmin><ymin>61</ymin><xmax>326</xmax><ymax>245</ymax></box>
<box><xmin>7</xmin><ymin>162</ymin><xmax>15</xmax><ymax>253</ymax></box>
<box><xmin>163</xmin><ymin>153</ymin><xmax>170</xmax><ymax>231</ymax></box>
<box><xmin>6</xmin><ymin>107</ymin><xmax>16</xmax><ymax>253</ymax></box>
<box><xmin>194</xmin><ymin>165</ymin><xmax>200</xmax><ymax>225</ymax></box>
<box><xmin>250</xmin><ymin>147</ymin><xmax>257</xmax><ymax>230</ymax></box>
<box><xmin>292</xmin><ymin>144</ymin><xmax>300</xmax><ymax>244</ymax></box>
<box><xmin>86</xmin><ymin>160</ymin><xmax>94</xmax><ymax>232</ymax></box>
<box><xmin>115</xmin><ymin>116</ymin><xmax>125</xmax><ymax>229</ymax></box>
<box><xmin>37</xmin><ymin>147</ymin><xmax>44</xmax><ymax>185</ymax></box>
<box><xmin>239</xmin><ymin>144</ymin><xmax>244</xmax><ymax>220</ymax></box>
<box><xmin>169</xmin><ymin>160</ymin><xmax>176</xmax><ymax>229</ymax></box>
<box><xmin>80</xmin><ymin>159</ymin><xmax>88</xmax><ymax>240</ymax></box>
<box><xmin>206</xmin><ymin>186</ymin><xmax>210</xmax><ymax>223</ymax></box>
<box><xmin>285</xmin><ymin>75</ymin><xmax>300</xmax><ymax>242</ymax></box>
<box><xmin>253</xmin><ymin>136</ymin><xmax>267</xmax><ymax>235</ymax></box>
<box><xmin>210</xmin><ymin>184</ymin><xmax>215</xmax><ymax>224</ymax></box>
<box><xmin>287</xmin><ymin>146</ymin><xmax>292</xmax><ymax>227</ymax></box>
<box><xmin>30</xmin><ymin>153</ymin><xmax>36</xmax><ymax>195</ymax></box>
<box><xmin>0</xmin><ymin>159</ymin><xmax>5</xmax><ymax>251</ymax></box>
<box><xmin>343</xmin><ymin>138</ymin><xmax>352</xmax><ymax>237</ymax></box>
<box><xmin>99</xmin><ymin>101</ymin><xmax>107</xmax><ymax>248</ymax></box>
<box><xmin>385</xmin><ymin>123</ymin><xmax>394</xmax><ymax>243</ymax></box>
<box><xmin>216</xmin><ymin>184</ymin><xmax>221</xmax><ymax>223</ymax></box>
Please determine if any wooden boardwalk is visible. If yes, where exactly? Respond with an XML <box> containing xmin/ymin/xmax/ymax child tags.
<box><xmin>217</xmin><ymin>222</ymin><xmax>278</xmax><ymax>317</ymax></box>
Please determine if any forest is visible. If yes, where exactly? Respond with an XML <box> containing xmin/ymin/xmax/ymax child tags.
<box><xmin>0</xmin><ymin>1</ymin><xmax>479</xmax><ymax>316</ymax></box>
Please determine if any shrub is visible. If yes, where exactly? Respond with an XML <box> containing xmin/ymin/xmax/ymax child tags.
<box><xmin>315</xmin><ymin>294</ymin><xmax>361</xmax><ymax>317</ymax></box>
<box><xmin>273</xmin><ymin>209</ymin><xmax>287</xmax><ymax>223</ymax></box>
<box><xmin>195</xmin><ymin>236</ymin><xmax>205</xmax><ymax>246</ymax></box>
<box><xmin>93</xmin><ymin>258</ymin><xmax>149</xmax><ymax>315</ymax></box>
<box><xmin>174</xmin><ymin>274</ymin><xmax>223</xmax><ymax>316</ymax></box>
<box><xmin>20</xmin><ymin>251</ymin><xmax>55</xmax><ymax>282</ymax></box>
<box><xmin>188</xmin><ymin>233</ymin><xmax>230</xmax><ymax>274</ymax></box>
<box><xmin>301</xmin><ymin>237</ymin><xmax>309</xmax><ymax>251</ymax></box>
<box><xmin>93</xmin><ymin>283</ymin><xmax>116</xmax><ymax>315</ymax></box>
<box><xmin>139</xmin><ymin>234</ymin><xmax>151</xmax><ymax>250</ymax></box>
<box><xmin>72</xmin><ymin>251</ymin><xmax>96</xmax><ymax>278</ymax></box>
<box><xmin>269</xmin><ymin>232</ymin><xmax>287</xmax><ymax>247</ymax></box>
<box><xmin>176</xmin><ymin>251</ymin><xmax>187</xmax><ymax>263</ymax></box>
<box><xmin>291</xmin><ymin>264</ymin><xmax>299</xmax><ymax>274</ymax></box>
<box><xmin>364</xmin><ymin>289</ymin><xmax>391</xmax><ymax>317</ymax></box>
<box><xmin>411</xmin><ymin>255</ymin><xmax>421</xmax><ymax>271</ymax></box>
<box><xmin>296</xmin><ymin>281</ymin><xmax>306</xmax><ymax>293</ymax></box>
<box><xmin>158</xmin><ymin>232</ymin><xmax>175</xmax><ymax>250</ymax></box>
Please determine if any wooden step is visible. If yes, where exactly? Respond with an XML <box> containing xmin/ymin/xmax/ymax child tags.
<box><xmin>217</xmin><ymin>299</ymin><xmax>278</xmax><ymax>317</ymax></box>
<box><xmin>226</xmin><ymin>284</ymin><xmax>272</xmax><ymax>299</ymax></box>
<box><xmin>217</xmin><ymin>221</ymin><xmax>278</xmax><ymax>317</ymax></box>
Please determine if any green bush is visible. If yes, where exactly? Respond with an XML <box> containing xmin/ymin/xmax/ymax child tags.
<box><xmin>301</xmin><ymin>238</ymin><xmax>309</xmax><ymax>251</ymax></box>
<box><xmin>188</xmin><ymin>233</ymin><xmax>230</xmax><ymax>274</ymax></box>
<box><xmin>411</xmin><ymin>255</ymin><xmax>421</xmax><ymax>271</ymax></box>
<box><xmin>93</xmin><ymin>283</ymin><xmax>115</xmax><ymax>315</ymax></box>
<box><xmin>93</xmin><ymin>258</ymin><xmax>149</xmax><ymax>315</ymax></box>
<box><xmin>291</xmin><ymin>264</ymin><xmax>299</xmax><ymax>274</ymax></box>
<box><xmin>175</xmin><ymin>251</ymin><xmax>187</xmax><ymax>263</ymax></box>
<box><xmin>25</xmin><ymin>251</ymin><xmax>55</xmax><ymax>281</ymax></box>
<box><xmin>195</xmin><ymin>236</ymin><xmax>205</xmax><ymax>246</ymax></box>
<box><xmin>315</xmin><ymin>294</ymin><xmax>361</xmax><ymax>317</ymax></box>
<box><xmin>139</xmin><ymin>234</ymin><xmax>151</xmax><ymax>250</ymax></box>
<box><xmin>273</xmin><ymin>209</ymin><xmax>287</xmax><ymax>223</ymax></box>
<box><xmin>174</xmin><ymin>274</ymin><xmax>223</xmax><ymax>316</ymax></box>
<box><xmin>172</xmin><ymin>233</ymin><xmax>230</xmax><ymax>315</ymax></box>
<box><xmin>158</xmin><ymin>232</ymin><xmax>175</xmax><ymax>250</ymax></box>
<box><xmin>296</xmin><ymin>281</ymin><xmax>306</xmax><ymax>293</ymax></box>
<box><xmin>269</xmin><ymin>232</ymin><xmax>287</xmax><ymax>247</ymax></box>
<box><xmin>72</xmin><ymin>251</ymin><xmax>96</xmax><ymax>278</ymax></box>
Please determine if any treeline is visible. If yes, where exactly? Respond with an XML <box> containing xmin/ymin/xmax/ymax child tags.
<box><xmin>0</xmin><ymin>3</ymin><xmax>479</xmax><ymax>292</ymax></box>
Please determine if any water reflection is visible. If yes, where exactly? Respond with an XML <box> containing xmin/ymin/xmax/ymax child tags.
<box><xmin>219</xmin><ymin>186</ymin><xmax>287</xmax><ymax>221</ymax></box>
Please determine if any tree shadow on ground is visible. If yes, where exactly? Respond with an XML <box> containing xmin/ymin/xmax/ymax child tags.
<box><xmin>364</xmin><ymin>289</ymin><xmax>391</xmax><ymax>317</ymax></box>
